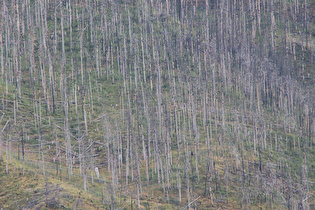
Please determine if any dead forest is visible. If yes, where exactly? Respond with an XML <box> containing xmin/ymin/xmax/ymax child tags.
<box><xmin>0</xmin><ymin>0</ymin><xmax>314</xmax><ymax>209</ymax></box>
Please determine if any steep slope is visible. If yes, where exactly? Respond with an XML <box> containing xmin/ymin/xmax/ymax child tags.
<box><xmin>0</xmin><ymin>0</ymin><xmax>314</xmax><ymax>209</ymax></box>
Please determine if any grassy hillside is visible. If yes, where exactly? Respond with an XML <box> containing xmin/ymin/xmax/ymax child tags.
<box><xmin>0</xmin><ymin>0</ymin><xmax>314</xmax><ymax>209</ymax></box>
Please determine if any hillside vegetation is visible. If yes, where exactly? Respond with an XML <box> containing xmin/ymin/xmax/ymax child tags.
<box><xmin>0</xmin><ymin>0</ymin><xmax>314</xmax><ymax>209</ymax></box>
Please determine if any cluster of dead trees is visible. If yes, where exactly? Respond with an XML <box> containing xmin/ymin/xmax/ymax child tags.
<box><xmin>0</xmin><ymin>0</ymin><xmax>314</xmax><ymax>209</ymax></box>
